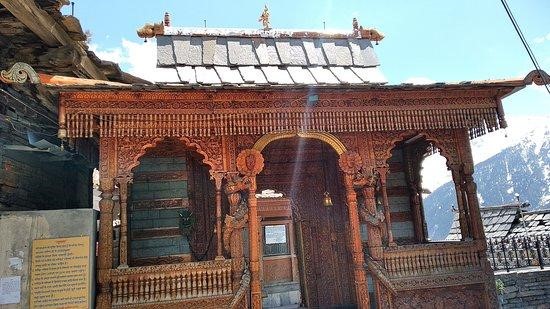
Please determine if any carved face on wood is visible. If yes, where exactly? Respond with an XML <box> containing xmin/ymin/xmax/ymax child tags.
<box><xmin>236</xmin><ymin>149</ymin><xmax>264</xmax><ymax>176</ymax></box>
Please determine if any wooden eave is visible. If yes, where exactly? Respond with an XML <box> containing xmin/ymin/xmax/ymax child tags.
<box><xmin>56</xmin><ymin>81</ymin><xmax>521</xmax><ymax>140</ymax></box>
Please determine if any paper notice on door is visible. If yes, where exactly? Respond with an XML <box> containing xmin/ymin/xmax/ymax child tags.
<box><xmin>0</xmin><ymin>276</ymin><xmax>21</xmax><ymax>305</ymax></box>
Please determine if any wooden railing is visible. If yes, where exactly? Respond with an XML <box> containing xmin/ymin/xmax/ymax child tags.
<box><xmin>382</xmin><ymin>241</ymin><xmax>484</xmax><ymax>278</ymax></box>
<box><xmin>110</xmin><ymin>259</ymin><xmax>233</xmax><ymax>306</ymax></box>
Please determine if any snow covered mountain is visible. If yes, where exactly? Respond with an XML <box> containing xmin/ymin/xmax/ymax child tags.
<box><xmin>422</xmin><ymin>116</ymin><xmax>550</xmax><ymax>240</ymax></box>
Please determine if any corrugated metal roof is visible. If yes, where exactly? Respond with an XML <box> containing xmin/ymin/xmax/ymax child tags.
<box><xmin>156</xmin><ymin>30</ymin><xmax>385</xmax><ymax>86</ymax></box>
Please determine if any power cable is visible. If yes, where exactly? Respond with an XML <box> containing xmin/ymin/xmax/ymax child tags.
<box><xmin>500</xmin><ymin>0</ymin><xmax>550</xmax><ymax>95</ymax></box>
<box><xmin>0</xmin><ymin>88</ymin><xmax>59</xmax><ymax>125</ymax></box>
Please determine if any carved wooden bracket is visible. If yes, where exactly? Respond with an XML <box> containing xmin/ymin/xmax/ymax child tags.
<box><xmin>0</xmin><ymin>62</ymin><xmax>40</xmax><ymax>84</ymax></box>
<box><xmin>338</xmin><ymin>151</ymin><xmax>363</xmax><ymax>175</ymax></box>
<box><xmin>117</xmin><ymin>136</ymin><xmax>223</xmax><ymax>176</ymax></box>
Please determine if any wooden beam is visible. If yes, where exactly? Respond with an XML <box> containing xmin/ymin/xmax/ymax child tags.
<box><xmin>0</xmin><ymin>0</ymin><xmax>69</xmax><ymax>46</ymax></box>
<box><xmin>0</xmin><ymin>0</ymin><xmax>107</xmax><ymax>80</ymax></box>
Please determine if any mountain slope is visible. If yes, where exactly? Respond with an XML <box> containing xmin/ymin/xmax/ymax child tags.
<box><xmin>423</xmin><ymin>116</ymin><xmax>550</xmax><ymax>240</ymax></box>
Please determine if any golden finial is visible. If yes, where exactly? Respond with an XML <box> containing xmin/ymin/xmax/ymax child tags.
<box><xmin>258</xmin><ymin>5</ymin><xmax>271</xmax><ymax>31</ymax></box>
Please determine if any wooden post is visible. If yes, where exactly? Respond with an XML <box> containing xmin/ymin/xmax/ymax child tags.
<box><xmin>361</xmin><ymin>180</ymin><xmax>383</xmax><ymax>259</ymax></box>
<box><xmin>212</xmin><ymin>171</ymin><xmax>225</xmax><ymax>260</ymax></box>
<box><xmin>116</xmin><ymin>174</ymin><xmax>132</xmax><ymax>268</ymax></box>
<box><xmin>248</xmin><ymin>177</ymin><xmax>262</xmax><ymax>308</ymax></box>
<box><xmin>236</xmin><ymin>149</ymin><xmax>264</xmax><ymax>309</ymax></box>
<box><xmin>377</xmin><ymin>166</ymin><xmax>395</xmax><ymax>246</ymax></box>
<box><xmin>449</xmin><ymin>164</ymin><xmax>471</xmax><ymax>240</ymax></box>
<box><xmin>462</xmin><ymin>164</ymin><xmax>485</xmax><ymax>241</ymax></box>
<box><xmin>97</xmin><ymin>138</ymin><xmax>116</xmax><ymax>309</ymax></box>
<box><xmin>339</xmin><ymin>151</ymin><xmax>370</xmax><ymax>309</ymax></box>
<box><xmin>457</xmin><ymin>130</ymin><xmax>497</xmax><ymax>308</ymax></box>
<box><xmin>225</xmin><ymin>173</ymin><xmax>247</xmax><ymax>292</ymax></box>
<box><xmin>455</xmin><ymin>130</ymin><xmax>484</xmax><ymax>241</ymax></box>
<box><xmin>403</xmin><ymin>144</ymin><xmax>427</xmax><ymax>243</ymax></box>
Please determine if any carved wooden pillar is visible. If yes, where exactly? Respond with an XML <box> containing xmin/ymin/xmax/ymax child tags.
<box><xmin>408</xmin><ymin>183</ymin><xmax>425</xmax><ymax>242</ymax></box>
<box><xmin>212</xmin><ymin>171</ymin><xmax>225</xmax><ymax>260</ymax></box>
<box><xmin>224</xmin><ymin>173</ymin><xmax>248</xmax><ymax>292</ymax></box>
<box><xmin>358</xmin><ymin>170</ymin><xmax>383</xmax><ymax>260</ymax></box>
<box><xmin>97</xmin><ymin>138</ymin><xmax>116</xmax><ymax>309</ymax></box>
<box><xmin>376</xmin><ymin>165</ymin><xmax>395</xmax><ymax>246</ymax></box>
<box><xmin>116</xmin><ymin>174</ymin><xmax>132</xmax><ymax>268</ymax></box>
<box><xmin>462</xmin><ymin>164</ymin><xmax>485</xmax><ymax>241</ymax></box>
<box><xmin>339</xmin><ymin>151</ymin><xmax>370</xmax><ymax>309</ymax></box>
<box><xmin>403</xmin><ymin>144</ymin><xmax>427</xmax><ymax>243</ymax></box>
<box><xmin>457</xmin><ymin>131</ymin><xmax>496</xmax><ymax>308</ymax></box>
<box><xmin>448</xmin><ymin>163</ymin><xmax>471</xmax><ymax>240</ymax></box>
<box><xmin>236</xmin><ymin>149</ymin><xmax>264</xmax><ymax>309</ymax></box>
<box><xmin>452</xmin><ymin>129</ymin><xmax>485</xmax><ymax>242</ymax></box>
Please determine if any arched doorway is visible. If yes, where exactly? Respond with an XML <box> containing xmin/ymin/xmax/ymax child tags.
<box><xmin>256</xmin><ymin>136</ymin><xmax>356</xmax><ymax>308</ymax></box>
<box><xmin>127</xmin><ymin>138</ymin><xmax>221</xmax><ymax>266</ymax></box>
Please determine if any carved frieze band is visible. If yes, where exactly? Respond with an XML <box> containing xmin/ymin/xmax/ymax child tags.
<box><xmin>63</xmin><ymin>107</ymin><xmax>500</xmax><ymax>139</ymax></box>
<box><xmin>131</xmin><ymin>198</ymin><xmax>189</xmax><ymax>210</ymax></box>
<box><xmin>133</xmin><ymin>170</ymin><xmax>189</xmax><ymax>182</ymax></box>
<box><xmin>390</xmin><ymin>270</ymin><xmax>487</xmax><ymax>291</ymax></box>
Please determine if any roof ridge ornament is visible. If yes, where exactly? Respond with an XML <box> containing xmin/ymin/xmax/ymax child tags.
<box><xmin>352</xmin><ymin>17</ymin><xmax>385</xmax><ymax>45</ymax></box>
<box><xmin>258</xmin><ymin>5</ymin><xmax>272</xmax><ymax>31</ymax></box>
<box><xmin>137</xmin><ymin>13</ymin><xmax>166</xmax><ymax>41</ymax></box>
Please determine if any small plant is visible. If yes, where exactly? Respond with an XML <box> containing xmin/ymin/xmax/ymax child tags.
<box><xmin>495</xmin><ymin>279</ymin><xmax>505</xmax><ymax>295</ymax></box>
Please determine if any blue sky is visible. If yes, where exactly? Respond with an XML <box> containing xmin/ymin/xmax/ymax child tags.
<box><xmin>64</xmin><ymin>0</ymin><xmax>549</xmax><ymax>115</ymax></box>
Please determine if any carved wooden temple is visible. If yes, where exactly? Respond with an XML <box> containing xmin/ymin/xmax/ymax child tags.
<box><xmin>50</xmin><ymin>14</ymin><xmax>550</xmax><ymax>309</ymax></box>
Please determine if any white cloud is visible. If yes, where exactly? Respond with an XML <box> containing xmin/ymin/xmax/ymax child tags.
<box><xmin>89</xmin><ymin>39</ymin><xmax>178</xmax><ymax>83</ymax></box>
<box><xmin>402</xmin><ymin>76</ymin><xmax>435</xmax><ymax>84</ymax></box>
<box><xmin>89</xmin><ymin>43</ymin><xmax>124</xmax><ymax>64</ymax></box>
<box><xmin>533</xmin><ymin>32</ymin><xmax>550</xmax><ymax>44</ymax></box>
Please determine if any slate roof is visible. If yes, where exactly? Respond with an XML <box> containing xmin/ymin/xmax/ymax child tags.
<box><xmin>447</xmin><ymin>204</ymin><xmax>519</xmax><ymax>240</ymax></box>
<box><xmin>509</xmin><ymin>210</ymin><xmax>550</xmax><ymax>236</ymax></box>
<box><xmin>155</xmin><ymin>28</ymin><xmax>386</xmax><ymax>85</ymax></box>
<box><xmin>446</xmin><ymin>204</ymin><xmax>550</xmax><ymax>240</ymax></box>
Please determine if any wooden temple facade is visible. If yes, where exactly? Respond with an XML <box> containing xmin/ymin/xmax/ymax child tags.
<box><xmin>50</xmin><ymin>16</ymin><xmax>550</xmax><ymax>309</ymax></box>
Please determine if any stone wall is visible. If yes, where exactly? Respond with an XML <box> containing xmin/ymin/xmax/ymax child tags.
<box><xmin>496</xmin><ymin>269</ymin><xmax>550</xmax><ymax>308</ymax></box>
<box><xmin>0</xmin><ymin>90</ymin><xmax>93</xmax><ymax>211</ymax></box>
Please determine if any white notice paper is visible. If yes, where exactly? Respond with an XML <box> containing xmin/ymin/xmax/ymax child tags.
<box><xmin>0</xmin><ymin>276</ymin><xmax>21</xmax><ymax>304</ymax></box>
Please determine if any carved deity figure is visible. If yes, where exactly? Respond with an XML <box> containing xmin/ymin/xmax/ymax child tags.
<box><xmin>258</xmin><ymin>5</ymin><xmax>271</xmax><ymax>31</ymax></box>
<box><xmin>223</xmin><ymin>173</ymin><xmax>250</xmax><ymax>252</ymax></box>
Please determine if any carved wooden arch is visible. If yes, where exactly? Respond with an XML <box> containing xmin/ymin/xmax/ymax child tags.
<box><xmin>252</xmin><ymin>130</ymin><xmax>347</xmax><ymax>155</ymax></box>
<box><xmin>117</xmin><ymin>136</ymin><xmax>223</xmax><ymax>177</ymax></box>
<box><xmin>372</xmin><ymin>130</ymin><xmax>458</xmax><ymax>167</ymax></box>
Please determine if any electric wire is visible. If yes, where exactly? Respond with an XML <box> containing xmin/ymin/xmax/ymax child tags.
<box><xmin>500</xmin><ymin>0</ymin><xmax>550</xmax><ymax>95</ymax></box>
<box><xmin>0</xmin><ymin>87</ymin><xmax>59</xmax><ymax>125</ymax></box>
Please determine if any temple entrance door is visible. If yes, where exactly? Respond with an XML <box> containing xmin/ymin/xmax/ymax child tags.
<box><xmin>257</xmin><ymin>137</ymin><xmax>356</xmax><ymax>308</ymax></box>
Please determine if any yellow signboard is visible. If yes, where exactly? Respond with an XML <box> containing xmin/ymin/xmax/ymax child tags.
<box><xmin>30</xmin><ymin>236</ymin><xmax>90</xmax><ymax>309</ymax></box>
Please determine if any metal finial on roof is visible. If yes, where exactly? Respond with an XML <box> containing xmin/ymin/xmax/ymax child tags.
<box><xmin>352</xmin><ymin>17</ymin><xmax>359</xmax><ymax>35</ymax></box>
<box><xmin>164</xmin><ymin>12</ymin><xmax>171</xmax><ymax>27</ymax></box>
<box><xmin>258</xmin><ymin>5</ymin><xmax>271</xmax><ymax>31</ymax></box>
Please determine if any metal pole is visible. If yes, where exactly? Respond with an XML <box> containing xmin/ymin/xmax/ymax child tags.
<box><xmin>489</xmin><ymin>238</ymin><xmax>497</xmax><ymax>270</ymax></box>
<box><xmin>516</xmin><ymin>194</ymin><xmax>529</xmax><ymax>239</ymax></box>
<box><xmin>501</xmin><ymin>238</ymin><xmax>509</xmax><ymax>272</ymax></box>
<box><xmin>524</xmin><ymin>236</ymin><xmax>532</xmax><ymax>266</ymax></box>
<box><xmin>536</xmin><ymin>237</ymin><xmax>544</xmax><ymax>269</ymax></box>
<box><xmin>512</xmin><ymin>237</ymin><xmax>520</xmax><ymax>268</ymax></box>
